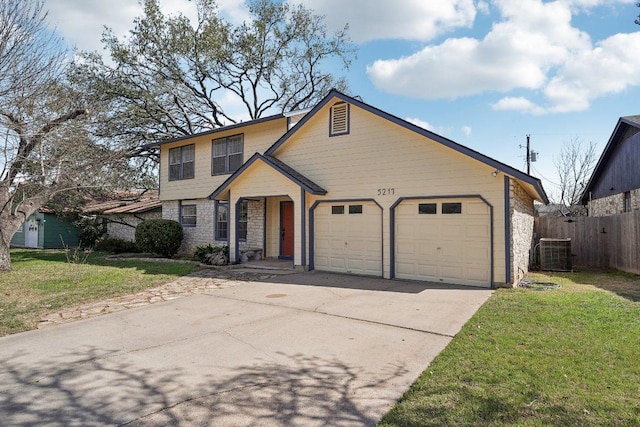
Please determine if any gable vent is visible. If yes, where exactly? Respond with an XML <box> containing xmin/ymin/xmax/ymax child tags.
<box><xmin>330</xmin><ymin>103</ymin><xmax>349</xmax><ymax>136</ymax></box>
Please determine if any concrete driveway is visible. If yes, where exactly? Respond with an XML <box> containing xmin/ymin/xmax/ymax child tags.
<box><xmin>0</xmin><ymin>271</ymin><xmax>492</xmax><ymax>426</ymax></box>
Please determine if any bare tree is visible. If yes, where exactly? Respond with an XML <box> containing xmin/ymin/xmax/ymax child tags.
<box><xmin>0</xmin><ymin>0</ymin><xmax>141</xmax><ymax>271</ymax></box>
<box><xmin>76</xmin><ymin>0</ymin><xmax>355</xmax><ymax>156</ymax></box>
<box><xmin>553</xmin><ymin>137</ymin><xmax>598</xmax><ymax>214</ymax></box>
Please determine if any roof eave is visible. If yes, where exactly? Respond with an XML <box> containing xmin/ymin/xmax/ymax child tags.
<box><xmin>145</xmin><ymin>113</ymin><xmax>286</xmax><ymax>149</ymax></box>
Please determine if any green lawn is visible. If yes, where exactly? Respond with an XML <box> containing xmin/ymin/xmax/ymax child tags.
<box><xmin>0</xmin><ymin>249</ymin><xmax>200</xmax><ymax>336</ymax></box>
<box><xmin>379</xmin><ymin>270</ymin><xmax>640</xmax><ymax>426</ymax></box>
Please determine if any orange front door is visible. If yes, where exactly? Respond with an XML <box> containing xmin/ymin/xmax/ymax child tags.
<box><xmin>280</xmin><ymin>201</ymin><xmax>294</xmax><ymax>258</ymax></box>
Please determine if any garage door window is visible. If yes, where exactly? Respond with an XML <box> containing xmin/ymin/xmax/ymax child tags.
<box><xmin>442</xmin><ymin>202</ymin><xmax>462</xmax><ymax>214</ymax></box>
<box><xmin>332</xmin><ymin>205</ymin><xmax>344</xmax><ymax>214</ymax></box>
<box><xmin>418</xmin><ymin>203</ymin><xmax>437</xmax><ymax>214</ymax></box>
<box><xmin>349</xmin><ymin>204</ymin><xmax>363</xmax><ymax>214</ymax></box>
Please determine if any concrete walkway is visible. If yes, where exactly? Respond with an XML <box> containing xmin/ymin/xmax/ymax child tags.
<box><xmin>2</xmin><ymin>270</ymin><xmax>493</xmax><ymax>426</ymax></box>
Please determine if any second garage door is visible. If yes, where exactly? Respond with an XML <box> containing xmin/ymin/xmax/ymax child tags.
<box><xmin>394</xmin><ymin>198</ymin><xmax>491</xmax><ymax>287</ymax></box>
<box><xmin>314</xmin><ymin>201</ymin><xmax>382</xmax><ymax>276</ymax></box>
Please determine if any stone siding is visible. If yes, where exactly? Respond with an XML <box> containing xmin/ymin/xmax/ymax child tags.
<box><xmin>589</xmin><ymin>188</ymin><xmax>640</xmax><ymax>216</ymax></box>
<box><xmin>239</xmin><ymin>199</ymin><xmax>265</xmax><ymax>251</ymax></box>
<box><xmin>163</xmin><ymin>199</ymin><xmax>215</xmax><ymax>255</ymax></box>
<box><xmin>106</xmin><ymin>209</ymin><xmax>162</xmax><ymax>242</ymax></box>
<box><xmin>162</xmin><ymin>198</ymin><xmax>265</xmax><ymax>255</ymax></box>
<box><xmin>509</xmin><ymin>180</ymin><xmax>535</xmax><ymax>287</ymax></box>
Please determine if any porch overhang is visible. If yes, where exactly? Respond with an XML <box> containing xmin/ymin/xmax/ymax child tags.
<box><xmin>208</xmin><ymin>153</ymin><xmax>327</xmax><ymax>200</ymax></box>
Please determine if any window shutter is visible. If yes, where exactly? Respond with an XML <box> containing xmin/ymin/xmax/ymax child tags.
<box><xmin>331</xmin><ymin>103</ymin><xmax>349</xmax><ymax>135</ymax></box>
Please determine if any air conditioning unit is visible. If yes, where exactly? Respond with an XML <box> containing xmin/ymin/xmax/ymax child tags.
<box><xmin>539</xmin><ymin>238</ymin><xmax>572</xmax><ymax>271</ymax></box>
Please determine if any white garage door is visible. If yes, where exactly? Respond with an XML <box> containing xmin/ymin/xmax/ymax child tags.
<box><xmin>395</xmin><ymin>198</ymin><xmax>491</xmax><ymax>287</ymax></box>
<box><xmin>314</xmin><ymin>201</ymin><xmax>382</xmax><ymax>276</ymax></box>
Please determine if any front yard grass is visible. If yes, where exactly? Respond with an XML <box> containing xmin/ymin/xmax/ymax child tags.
<box><xmin>0</xmin><ymin>249</ymin><xmax>200</xmax><ymax>337</ymax></box>
<box><xmin>379</xmin><ymin>270</ymin><xmax>640</xmax><ymax>426</ymax></box>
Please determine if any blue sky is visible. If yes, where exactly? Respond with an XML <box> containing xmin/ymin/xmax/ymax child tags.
<box><xmin>47</xmin><ymin>0</ymin><xmax>640</xmax><ymax>202</ymax></box>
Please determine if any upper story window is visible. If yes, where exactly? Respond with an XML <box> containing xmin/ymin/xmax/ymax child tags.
<box><xmin>212</xmin><ymin>134</ymin><xmax>243</xmax><ymax>175</ymax></box>
<box><xmin>169</xmin><ymin>144</ymin><xmax>195</xmax><ymax>181</ymax></box>
<box><xmin>330</xmin><ymin>102</ymin><xmax>349</xmax><ymax>136</ymax></box>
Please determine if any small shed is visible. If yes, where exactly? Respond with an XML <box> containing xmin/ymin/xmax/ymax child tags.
<box><xmin>10</xmin><ymin>209</ymin><xmax>80</xmax><ymax>249</ymax></box>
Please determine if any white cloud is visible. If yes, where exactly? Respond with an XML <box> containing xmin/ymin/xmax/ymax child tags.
<box><xmin>545</xmin><ymin>32</ymin><xmax>640</xmax><ymax>112</ymax></box>
<box><xmin>491</xmin><ymin>97</ymin><xmax>546</xmax><ymax>115</ymax></box>
<box><xmin>47</xmin><ymin>0</ymin><xmax>246</xmax><ymax>53</ymax></box>
<box><xmin>367</xmin><ymin>0</ymin><xmax>591</xmax><ymax>99</ymax></box>
<box><xmin>215</xmin><ymin>0</ymin><xmax>251</xmax><ymax>24</ymax></box>
<box><xmin>367</xmin><ymin>0</ymin><xmax>639</xmax><ymax>113</ymax></box>
<box><xmin>461</xmin><ymin>126</ymin><xmax>472</xmax><ymax>136</ymax></box>
<box><xmin>47</xmin><ymin>0</ymin><xmax>143</xmax><ymax>52</ymax></box>
<box><xmin>405</xmin><ymin>117</ymin><xmax>450</xmax><ymax>136</ymax></box>
<box><xmin>286</xmin><ymin>0</ymin><xmax>478</xmax><ymax>43</ymax></box>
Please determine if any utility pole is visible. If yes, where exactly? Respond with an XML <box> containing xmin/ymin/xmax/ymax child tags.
<box><xmin>520</xmin><ymin>134</ymin><xmax>537</xmax><ymax>175</ymax></box>
<box><xmin>526</xmin><ymin>134</ymin><xmax>530</xmax><ymax>174</ymax></box>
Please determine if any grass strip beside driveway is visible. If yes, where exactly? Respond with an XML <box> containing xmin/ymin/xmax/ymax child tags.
<box><xmin>379</xmin><ymin>271</ymin><xmax>640</xmax><ymax>426</ymax></box>
<box><xmin>0</xmin><ymin>249</ymin><xmax>200</xmax><ymax>336</ymax></box>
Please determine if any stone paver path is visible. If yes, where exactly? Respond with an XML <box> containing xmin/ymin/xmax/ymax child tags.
<box><xmin>37</xmin><ymin>267</ymin><xmax>295</xmax><ymax>329</ymax></box>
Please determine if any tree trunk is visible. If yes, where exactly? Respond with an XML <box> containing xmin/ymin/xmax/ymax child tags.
<box><xmin>0</xmin><ymin>238</ymin><xmax>11</xmax><ymax>271</ymax></box>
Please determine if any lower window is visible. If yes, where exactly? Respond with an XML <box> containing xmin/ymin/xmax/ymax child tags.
<box><xmin>238</xmin><ymin>200</ymin><xmax>248</xmax><ymax>240</ymax></box>
<box><xmin>216</xmin><ymin>202</ymin><xmax>228</xmax><ymax>240</ymax></box>
<box><xmin>442</xmin><ymin>202</ymin><xmax>462</xmax><ymax>214</ymax></box>
<box><xmin>181</xmin><ymin>204</ymin><xmax>197</xmax><ymax>226</ymax></box>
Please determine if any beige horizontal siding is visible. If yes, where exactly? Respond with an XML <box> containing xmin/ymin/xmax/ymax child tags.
<box><xmin>279</xmin><ymin>104</ymin><xmax>509</xmax><ymax>283</ymax></box>
<box><xmin>227</xmin><ymin>160</ymin><xmax>301</xmax><ymax>264</ymax></box>
<box><xmin>160</xmin><ymin>118</ymin><xmax>287</xmax><ymax>201</ymax></box>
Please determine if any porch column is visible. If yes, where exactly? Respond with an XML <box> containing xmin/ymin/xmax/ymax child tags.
<box><xmin>292</xmin><ymin>191</ymin><xmax>303</xmax><ymax>268</ymax></box>
<box><xmin>228</xmin><ymin>192</ymin><xmax>237</xmax><ymax>263</ymax></box>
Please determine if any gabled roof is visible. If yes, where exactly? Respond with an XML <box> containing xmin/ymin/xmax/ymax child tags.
<box><xmin>580</xmin><ymin>115</ymin><xmax>640</xmax><ymax>204</ymax></box>
<box><xmin>208</xmin><ymin>153</ymin><xmax>327</xmax><ymax>199</ymax></box>
<box><xmin>265</xmin><ymin>89</ymin><xmax>549</xmax><ymax>204</ymax></box>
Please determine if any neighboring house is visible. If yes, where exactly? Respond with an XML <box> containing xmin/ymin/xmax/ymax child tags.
<box><xmin>152</xmin><ymin>90</ymin><xmax>548</xmax><ymax>288</ymax></box>
<box><xmin>10</xmin><ymin>209</ymin><xmax>80</xmax><ymax>249</ymax></box>
<box><xmin>581</xmin><ymin>115</ymin><xmax>640</xmax><ymax>216</ymax></box>
<box><xmin>535</xmin><ymin>203</ymin><xmax>587</xmax><ymax>217</ymax></box>
<box><xmin>85</xmin><ymin>191</ymin><xmax>162</xmax><ymax>241</ymax></box>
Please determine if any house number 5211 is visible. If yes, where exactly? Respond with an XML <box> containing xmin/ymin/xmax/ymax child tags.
<box><xmin>377</xmin><ymin>188</ymin><xmax>395</xmax><ymax>196</ymax></box>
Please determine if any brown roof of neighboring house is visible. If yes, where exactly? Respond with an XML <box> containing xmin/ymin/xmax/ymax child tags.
<box><xmin>84</xmin><ymin>190</ymin><xmax>161</xmax><ymax>215</ymax></box>
<box><xmin>102</xmin><ymin>199</ymin><xmax>162</xmax><ymax>214</ymax></box>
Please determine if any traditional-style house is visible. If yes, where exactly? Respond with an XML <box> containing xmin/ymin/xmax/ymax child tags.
<box><xmin>151</xmin><ymin>90</ymin><xmax>548</xmax><ymax>288</ymax></box>
<box><xmin>581</xmin><ymin>115</ymin><xmax>640</xmax><ymax>216</ymax></box>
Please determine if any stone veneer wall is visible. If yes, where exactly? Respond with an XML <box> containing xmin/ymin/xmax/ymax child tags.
<box><xmin>106</xmin><ymin>209</ymin><xmax>162</xmax><ymax>242</ymax></box>
<box><xmin>588</xmin><ymin>188</ymin><xmax>640</xmax><ymax>217</ymax></box>
<box><xmin>239</xmin><ymin>199</ymin><xmax>265</xmax><ymax>251</ymax></box>
<box><xmin>162</xmin><ymin>199</ymin><xmax>215</xmax><ymax>255</ymax></box>
<box><xmin>163</xmin><ymin>198</ymin><xmax>265</xmax><ymax>255</ymax></box>
<box><xmin>509</xmin><ymin>180</ymin><xmax>535</xmax><ymax>287</ymax></box>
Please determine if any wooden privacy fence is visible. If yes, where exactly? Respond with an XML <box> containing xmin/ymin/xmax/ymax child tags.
<box><xmin>534</xmin><ymin>211</ymin><xmax>640</xmax><ymax>274</ymax></box>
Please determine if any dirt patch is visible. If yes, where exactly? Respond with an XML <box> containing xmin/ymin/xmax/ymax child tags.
<box><xmin>534</xmin><ymin>269</ymin><xmax>640</xmax><ymax>302</ymax></box>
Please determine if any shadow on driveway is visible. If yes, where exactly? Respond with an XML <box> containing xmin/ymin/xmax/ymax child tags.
<box><xmin>256</xmin><ymin>270</ymin><xmax>491</xmax><ymax>294</ymax></box>
<box><xmin>0</xmin><ymin>347</ymin><xmax>404</xmax><ymax>426</ymax></box>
